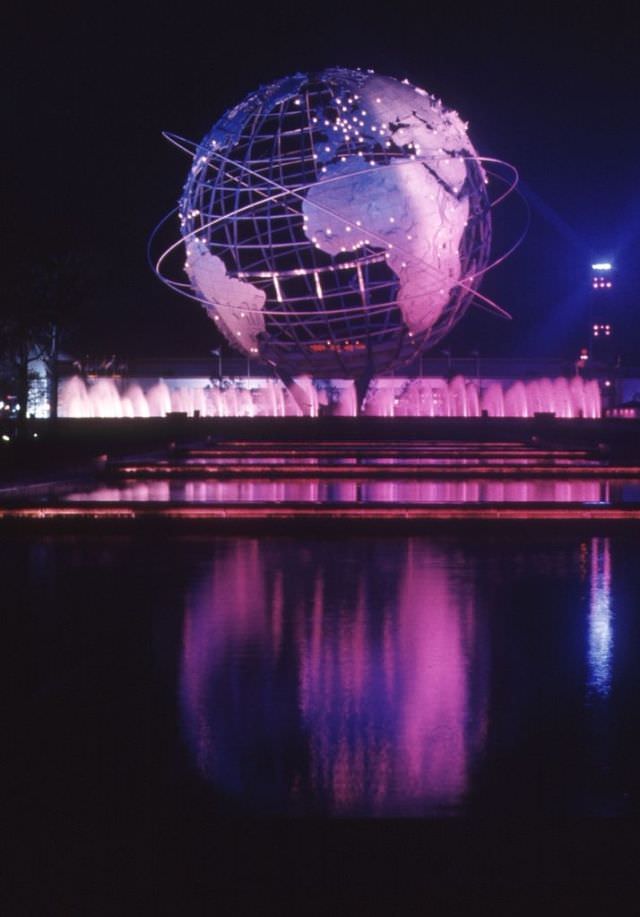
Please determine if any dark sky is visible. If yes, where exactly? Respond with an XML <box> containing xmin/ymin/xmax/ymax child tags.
<box><xmin>4</xmin><ymin>2</ymin><xmax>639</xmax><ymax>361</ymax></box>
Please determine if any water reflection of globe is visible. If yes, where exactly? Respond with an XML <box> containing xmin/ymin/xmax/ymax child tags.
<box><xmin>171</xmin><ymin>68</ymin><xmax>492</xmax><ymax>378</ymax></box>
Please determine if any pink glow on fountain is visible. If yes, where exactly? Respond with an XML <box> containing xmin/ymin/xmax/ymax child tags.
<box><xmin>504</xmin><ymin>381</ymin><xmax>527</xmax><ymax>417</ymax></box>
<box><xmin>145</xmin><ymin>381</ymin><xmax>172</xmax><ymax>417</ymax></box>
<box><xmin>449</xmin><ymin>375</ymin><xmax>470</xmax><ymax>417</ymax></box>
<box><xmin>58</xmin><ymin>374</ymin><xmax>602</xmax><ymax>419</ymax></box>
<box><xmin>375</xmin><ymin>376</ymin><xmax>601</xmax><ymax>419</ymax></box>
<box><xmin>481</xmin><ymin>382</ymin><xmax>504</xmax><ymax>417</ymax></box>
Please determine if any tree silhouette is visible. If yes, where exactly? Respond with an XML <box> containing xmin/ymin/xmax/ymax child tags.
<box><xmin>0</xmin><ymin>253</ymin><xmax>87</xmax><ymax>424</ymax></box>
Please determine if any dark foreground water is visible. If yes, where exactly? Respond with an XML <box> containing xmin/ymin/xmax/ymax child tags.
<box><xmin>11</xmin><ymin>530</ymin><xmax>640</xmax><ymax>909</ymax></box>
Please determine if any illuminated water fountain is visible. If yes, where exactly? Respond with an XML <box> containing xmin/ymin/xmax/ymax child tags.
<box><xmin>58</xmin><ymin>374</ymin><xmax>601</xmax><ymax>419</ymax></box>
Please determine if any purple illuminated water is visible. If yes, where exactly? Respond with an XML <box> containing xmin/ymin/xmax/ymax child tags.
<box><xmin>15</xmin><ymin>529</ymin><xmax>640</xmax><ymax>907</ymax></box>
<box><xmin>64</xmin><ymin>477</ymin><xmax>614</xmax><ymax>504</ymax></box>
<box><xmin>182</xmin><ymin>538</ymin><xmax>483</xmax><ymax>815</ymax></box>
<box><xmin>174</xmin><ymin>533</ymin><xmax>638</xmax><ymax>817</ymax></box>
<box><xmin>58</xmin><ymin>374</ymin><xmax>602</xmax><ymax>418</ymax></box>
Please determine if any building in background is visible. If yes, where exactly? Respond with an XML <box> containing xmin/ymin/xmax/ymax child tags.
<box><xmin>589</xmin><ymin>262</ymin><xmax>616</xmax><ymax>364</ymax></box>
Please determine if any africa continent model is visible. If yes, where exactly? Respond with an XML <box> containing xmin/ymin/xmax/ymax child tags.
<box><xmin>157</xmin><ymin>68</ymin><xmax>494</xmax><ymax>378</ymax></box>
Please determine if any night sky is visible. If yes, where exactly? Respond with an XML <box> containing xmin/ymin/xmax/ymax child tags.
<box><xmin>5</xmin><ymin>2</ymin><xmax>639</xmax><ymax>362</ymax></box>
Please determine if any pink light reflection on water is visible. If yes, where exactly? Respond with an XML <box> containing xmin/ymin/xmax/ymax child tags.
<box><xmin>180</xmin><ymin>538</ymin><xmax>488</xmax><ymax>815</ymax></box>
<box><xmin>297</xmin><ymin>542</ymin><xmax>484</xmax><ymax>813</ymax></box>
<box><xmin>588</xmin><ymin>537</ymin><xmax>614</xmax><ymax>698</ymax></box>
<box><xmin>65</xmin><ymin>478</ymin><xmax>605</xmax><ymax>504</ymax></box>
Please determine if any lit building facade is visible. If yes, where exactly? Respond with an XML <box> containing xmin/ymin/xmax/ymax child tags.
<box><xmin>589</xmin><ymin>262</ymin><xmax>615</xmax><ymax>364</ymax></box>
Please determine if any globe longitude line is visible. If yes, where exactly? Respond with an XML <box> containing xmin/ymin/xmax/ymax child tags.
<box><xmin>302</xmin><ymin>87</ymin><xmax>334</xmax><ymax>340</ymax></box>
<box><xmin>267</xmin><ymin>100</ymin><xmax>288</xmax><ymax>347</ymax></box>
<box><xmin>235</xmin><ymin>103</ymin><xmax>262</xmax><ymax>273</ymax></box>
<box><xmin>274</xmin><ymin>101</ymin><xmax>304</xmax><ymax>356</ymax></box>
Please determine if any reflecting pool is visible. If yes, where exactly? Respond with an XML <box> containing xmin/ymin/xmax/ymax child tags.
<box><xmin>16</xmin><ymin>531</ymin><xmax>640</xmax><ymax>821</ymax></box>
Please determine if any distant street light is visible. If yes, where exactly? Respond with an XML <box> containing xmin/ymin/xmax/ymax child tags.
<box><xmin>576</xmin><ymin>348</ymin><xmax>589</xmax><ymax>376</ymax></box>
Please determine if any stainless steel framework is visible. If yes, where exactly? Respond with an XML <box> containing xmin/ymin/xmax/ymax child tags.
<box><xmin>153</xmin><ymin>68</ymin><xmax>518</xmax><ymax>379</ymax></box>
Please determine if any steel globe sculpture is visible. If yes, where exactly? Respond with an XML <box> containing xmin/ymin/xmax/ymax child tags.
<box><xmin>154</xmin><ymin>68</ymin><xmax>511</xmax><ymax>379</ymax></box>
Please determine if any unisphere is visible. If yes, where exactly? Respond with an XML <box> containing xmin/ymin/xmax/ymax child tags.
<box><xmin>156</xmin><ymin>67</ymin><xmax>494</xmax><ymax>379</ymax></box>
